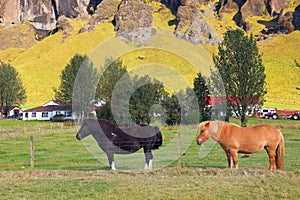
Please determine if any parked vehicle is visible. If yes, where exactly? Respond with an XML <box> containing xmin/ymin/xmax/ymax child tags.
<box><xmin>291</xmin><ymin>111</ymin><xmax>300</xmax><ymax>120</ymax></box>
<box><xmin>258</xmin><ymin>108</ymin><xmax>278</xmax><ymax>119</ymax></box>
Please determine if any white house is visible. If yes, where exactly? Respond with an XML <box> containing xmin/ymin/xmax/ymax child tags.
<box><xmin>0</xmin><ymin>106</ymin><xmax>22</xmax><ymax>119</ymax></box>
<box><xmin>22</xmin><ymin>100</ymin><xmax>73</xmax><ymax>121</ymax></box>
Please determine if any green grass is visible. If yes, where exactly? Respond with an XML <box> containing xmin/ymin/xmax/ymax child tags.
<box><xmin>0</xmin><ymin>169</ymin><xmax>300</xmax><ymax>199</ymax></box>
<box><xmin>259</xmin><ymin>31</ymin><xmax>300</xmax><ymax>109</ymax></box>
<box><xmin>0</xmin><ymin>119</ymin><xmax>299</xmax><ymax>171</ymax></box>
<box><xmin>0</xmin><ymin>119</ymin><xmax>300</xmax><ymax>199</ymax></box>
<box><xmin>8</xmin><ymin>20</ymin><xmax>115</xmax><ymax>106</ymax></box>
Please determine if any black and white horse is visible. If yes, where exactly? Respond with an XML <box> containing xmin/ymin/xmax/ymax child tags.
<box><xmin>76</xmin><ymin>119</ymin><xmax>163</xmax><ymax>170</ymax></box>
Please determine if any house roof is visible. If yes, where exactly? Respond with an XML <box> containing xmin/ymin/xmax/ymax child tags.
<box><xmin>0</xmin><ymin>106</ymin><xmax>22</xmax><ymax>113</ymax></box>
<box><xmin>204</xmin><ymin>96</ymin><xmax>259</xmax><ymax>106</ymax></box>
<box><xmin>42</xmin><ymin>100</ymin><xmax>60</xmax><ymax>107</ymax></box>
<box><xmin>24</xmin><ymin>105</ymin><xmax>71</xmax><ymax>112</ymax></box>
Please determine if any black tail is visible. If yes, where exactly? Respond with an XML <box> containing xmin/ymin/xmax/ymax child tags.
<box><xmin>152</xmin><ymin>127</ymin><xmax>163</xmax><ymax>149</ymax></box>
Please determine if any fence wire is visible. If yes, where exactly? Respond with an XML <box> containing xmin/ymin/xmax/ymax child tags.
<box><xmin>0</xmin><ymin>122</ymin><xmax>299</xmax><ymax>172</ymax></box>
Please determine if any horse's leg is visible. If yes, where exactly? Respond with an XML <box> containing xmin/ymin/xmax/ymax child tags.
<box><xmin>265</xmin><ymin>146</ymin><xmax>276</xmax><ymax>170</ymax></box>
<box><xmin>225</xmin><ymin>150</ymin><xmax>232</xmax><ymax>168</ymax></box>
<box><xmin>143</xmin><ymin>148</ymin><xmax>153</xmax><ymax>170</ymax></box>
<box><xmin>106</xmin><ymin>151</ymin><xmax>116</xmax><ymax>170</ymax></box>
<box><xmin>230</xmin><ymin>149</ymin><xmax>239</xmax><ymax>169</ymax></box>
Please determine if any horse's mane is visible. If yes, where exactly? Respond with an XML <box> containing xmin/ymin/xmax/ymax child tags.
<box><xmin>199</xmin><ymin>121</ymin><xmax>210</xmax><ymax>129</ymax></box>
<box><xmin>199</xmin><ymin>120</ymin><xmax>229</xmax><ymax>134</ymax></box>
<box><xmin>98</xmin><ymin>119</ymin><xmax>117</xmax><ymax>128</ymax></box>
<box><xmin>96</xmin><ymin>119</ymin><xmax>120</xmax><ymax>135</ymax></box>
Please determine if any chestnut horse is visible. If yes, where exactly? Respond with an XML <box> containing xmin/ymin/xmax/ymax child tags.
<box><xmin>196</xmin><ymin>121</ymin><xmax>284</xmax><ymax>170</ymax></box>
<box><xmin>76</xmin><ymin>119</ymin><xmax>162</xmax><ymax>170</ymax></box>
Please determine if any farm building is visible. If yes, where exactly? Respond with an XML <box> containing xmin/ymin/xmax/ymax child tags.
<box><xmin>22</xmin><ymin>100</ymin><xmax>73</xmax><ymax>121</ymax></box>
<box><xmin>0</xmin><ymin>106</ymin><xmax>22</xmax><ymax>119</ymax></box>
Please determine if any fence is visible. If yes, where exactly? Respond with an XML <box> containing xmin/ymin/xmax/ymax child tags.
<box><xmin>1</xmin><ymin>121</ymin><xmax>299</xmax><ymax>171</ymax></box>
<box><xmin>0</xmin><ymin>121</ymin><xmax>79</xmax><ymax>170</ymax></box>
<box><xmin>0</xmin><ymin>121</ymin><xmax>78</xmax><ymax>136</ymax></box>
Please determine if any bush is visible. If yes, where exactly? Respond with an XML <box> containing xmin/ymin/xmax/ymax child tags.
<box><xmin>52</xmin><ymin>114</ymin><xmax>65</xmax><ymax>122</ymax></box>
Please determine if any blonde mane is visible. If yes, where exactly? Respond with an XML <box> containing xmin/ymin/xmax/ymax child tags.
<box><xmin>199</xmin><ymin>121</ymin><xmax>226</xmax><ymax>138</ymax></box>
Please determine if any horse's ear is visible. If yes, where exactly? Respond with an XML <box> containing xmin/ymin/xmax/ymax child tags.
<box><xmin>199</xmin><ymin>121</ymin><xmax>211</xmax><ymax>131</ymax></box>
<box><xmin>209</xmin><ymin>121</ymin><xmax>219</xmax><ymax>134</ymax></box>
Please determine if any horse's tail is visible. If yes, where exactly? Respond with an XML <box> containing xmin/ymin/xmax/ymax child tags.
<box><xmin>152</xmin><ymin>127</ymin><xmax>163</xmax><ymax>150</ymax></box>
<box><xmin>276</xmin><ymin>131</ymin><xmax>284</xmax><ymax>170</ymax></box>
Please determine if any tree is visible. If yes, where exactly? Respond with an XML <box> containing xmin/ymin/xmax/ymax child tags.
<box><xmin>0</xmin><ymin>62</ymin><xmax>26</xmax><ymax>117</ymax></box>
<box><xmin>193</xmin><ymin>72</ymin><xmax>211</xmax><ymax>122</ymax></box>
<box><xmin>54</xmin><ymin>54</ymin><xmax>97</xmax><ymax>105</ymax></box>
<box><xmin>162</xmin><ymin>94</ymin><xmax>180</xmax><ymax>125</ymax></box>
<box><xmin>96</xmin><ymin>58</ymin><xmax>128</xmax><ymax>101</ymax></box>
<box><xmin>213</xmin><ymin>29</ymin><xmax>266</xmax><ymax>127</ymax></box>
<box><xmin>171</xmin><ymin>88</ymin><xmax>200</xmax><ymax>125</ymax></box>
<box><xmin>96</xmin><ymin>59</ymin><xmax>169</xmax><ymax>125</ymax></box>
<box><xmin>54</xmin><ymin>54</ymin><xmax>99</xmax><ymax>120</ymax></box>
<box><xmin>96</xmin><ymin>58</ymin><xmax>130</xmax><ymax>124</ymax></box>
<box><xmin>129</xmin><ymin>75</ymin><xmax>168</xmax><ymax>124</ymax></box>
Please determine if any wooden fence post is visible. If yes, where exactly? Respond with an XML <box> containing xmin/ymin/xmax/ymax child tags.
<box><xmin>30</xmin><ymin>135</ymin><xmax>34</xmax><ymax>169</ymax></box>
<box><xmin>177</xmin><ymin>129</ymin><xmax>181</xmax><ymax>169</ymax></box>
<box><xmin>23</xmin><ymin>123</ymin><xmax>26</xmax><ymax>134</ymax></box>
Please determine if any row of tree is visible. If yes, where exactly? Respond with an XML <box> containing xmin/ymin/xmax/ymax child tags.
<box><xmin>54</xmin><ymin>29</ymin><xmax>267</xmax><ymax>126</ymax></box>
<box><xmin>0</xmin><ymin>29</ymin><xmax>270</xmax><ymax>126</ymax></box>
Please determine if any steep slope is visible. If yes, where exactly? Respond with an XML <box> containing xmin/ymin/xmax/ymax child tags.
<box><xmin>0</xmin><ymin>1</ymin><xmax>299</xmax><ymax>109</ymax></box>
<box><xmin>259</xmin><ymin>31</ymin><xmax>300</xmax><ymax>109</ymax></box>
<box><xmin>10</xmin><ymin>19</ymin><xmax>115</xmax><ymax>106</ymax></box>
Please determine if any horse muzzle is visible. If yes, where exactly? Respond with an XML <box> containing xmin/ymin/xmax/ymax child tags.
<box><xmin>76</xmin><ymin>134</ymin><xmax>81</xmax><ymax>140</ymax></box>
<box><xmin>196</xmin><ymin>140</ymin><xmax>203</xmax><ymax>145</ymax></box>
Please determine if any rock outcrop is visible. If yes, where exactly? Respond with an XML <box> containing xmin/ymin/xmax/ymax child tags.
<box><xmin>57</xmin><ymin>15</ymin><xmax>73</xmax><ymax>41</ymax></box>
<box><xmin>57</xmin><ymin>0</ymin><xmax>80</xmax><ymax>18</ymax></box>
<box><xmin>293</xmin><ymin>4</ymin><xmax>300</xmax><ymax>30</ymax></box>
<box><xmin>217</xmin><ymin>0</ymin><xmax>290</xmax><ymax>31</ymax></box>
<box><xmin>175</xmin><ymin>0</ymin><xmax>201</xmax><ymax>33</ymax></box>
<box><xmin>0</xmin><ymin>0</ymin><xmax>299</xmax><ymax>45</ymax></box>
<box><xmin>181</xmin><ymin>15</ymin><xmax>221</xmax><ymax>45</ymax></box>
<box><xmin>114</xmin><ymin>0</ymin><xmax>156</xmax><ymax>46</ymax></box>
<box><xmin>0</xmin><ymin>0</ymin><xmax>104</xmax><ymax>40</ymax></box>
<box><xmin>19</xmin><ymin>0</ymin><xmax>57</xmax><ymax>40</ymax></box>
<box><xmin>0</xmin><ymin>0</ymin><xmax>19</xmax><ymax>24</ymax></box>
<box><xmin>218</xmin><ymin>0</ymin><xmax>288</xmax><ymax>16</ymax></box>
<box><xmin>175</xmin><ymin>0</ymin><xmax>221</xmax><ymax>45</ymax></box>
<box><xmin>278</xmin><ymin>10</ymin><xmax>295</xmax><ymax>33</ymax></box>
<box><xmin>276</xmin><ymin>4</ymin><xmax>300</xmax><ymax>33</ymax></box>
<box><xmin>0</xmin><ymin>23</ymin><xmax>36</xmax><ymax>50</ymax></box>
<box><xmin>80</xmin><ymin>0</ymin><xmax>120</xmax><ymax>33</ymax></box>
<box><xmin>217</xmin><ymin>0</ymin><xmax>239</xmax><ymax>13</ymax></box>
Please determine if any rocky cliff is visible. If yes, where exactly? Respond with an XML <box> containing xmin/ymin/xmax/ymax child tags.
<box><xmin>0</xmin><ymin>0</ymin><xmax>299</xmax><ymax>48</ymax></box>
<box><xmin>218</xmin><ymin>0</ymin><xmax>300</xmax><ymax>33</ymax></box>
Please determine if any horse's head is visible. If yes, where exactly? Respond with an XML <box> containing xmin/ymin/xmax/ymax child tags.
<box><xmin>196</xmin><ymin>121</ymin><xmax>211</xmax><ymax>145</ymax></box>
<box><xmin>76</xmin><ymin>119</ymin><xmax>91</xmax><ymax>140</ymax></box>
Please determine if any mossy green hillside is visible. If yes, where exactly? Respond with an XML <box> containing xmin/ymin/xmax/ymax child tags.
<box><xmin>0</xmin><ymin>2</ymin><xmax>299</xmax><ymax>109</ymax></box>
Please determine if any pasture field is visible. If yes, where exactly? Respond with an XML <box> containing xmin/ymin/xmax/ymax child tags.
<box><xmin>0</xmin><ymin>119</ymin><xmax>300</xmax><ymax>199</ymax></box>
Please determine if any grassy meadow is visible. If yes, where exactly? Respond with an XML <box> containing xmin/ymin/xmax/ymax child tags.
<box><xmin>0</xmin><ymin>118</ymin><xmax>300</xmax><ymax>199</ymax></box>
